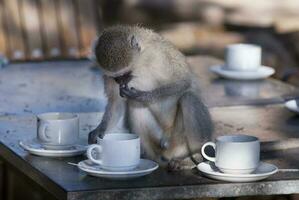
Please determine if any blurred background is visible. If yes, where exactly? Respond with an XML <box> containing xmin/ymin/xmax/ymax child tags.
<box><xmin>1</xmin><ymin>2</ymin><xmax>299</xmax><ymax>199</ymax></box>
<box><xmin>2</xmin><ymin>0</ymin><xmax>299</xmax><ymax>86</ymax></box>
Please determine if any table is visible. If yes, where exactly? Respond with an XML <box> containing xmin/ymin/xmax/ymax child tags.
<box><xmin>2</xmin><ymin>106</ymin><xmax>299</xmax><ymax>200</ymax></box>
<box><xmin>1</xmin><ymin>56</ymin><xmax>299</xmax><ymax>200</ymax></box>
<box><xmin>187</xmin><ymin>56</ymin><xmax>299</xmax><ymax>107</ymax></box>
<box><xmin>1</xmin><ymin>57</ymin><xmax>297</xmax><ymax>115</ymax></box>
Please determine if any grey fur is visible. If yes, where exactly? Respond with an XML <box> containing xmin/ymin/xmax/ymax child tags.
<box><xmin>120</xmin><ymin>79</ymin><xmax>191</xmax><ymax>103</ymax></box>
<box><xmin>95</xmin><ymin>26</ymin><xmax>141</xmax><ymax>74</ymax></box>
<box><xmin>88</xmin><ymin>75</ymin><xmax>128</xmax><ymax>143</ymax></box>
<box><xmin>88</xmin><ymin>76</ymin><xmax>111</xmax><ymax>142</ymax></box>
<box><xmin>180</xmin><ymin>92</ymin><xmax>213</xmax><ymax>165</ymax></box>
<box><xmin>89</xmin><ymin>25</ymin><xmax>213</xmax><ymax>170</ymax></box>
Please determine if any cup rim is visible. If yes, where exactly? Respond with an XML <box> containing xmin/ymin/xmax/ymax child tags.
<box><xmin>216</xmin><ymin>134</ymin><xmax>259</xmax><ymax>143</ymax></box>
<box><xmin>37</xmin><ymin>112</ymin><xmax>78</xmax><ymax>121</ymax></box>
<box><xmin>226</xmin><ymin>43</ymin><xmax>261</xmax><ymax>50</ymax></box>
<box><xmin>97</xmin><ymin>133</ymin><xmax>139</xmax><ymax>142</ymax></box>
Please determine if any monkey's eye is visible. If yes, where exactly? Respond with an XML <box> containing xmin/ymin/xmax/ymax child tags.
<box><xmin>113</xmin><ymin>76</ymin><xmax>122</xmax><ymax>84</ymax></box>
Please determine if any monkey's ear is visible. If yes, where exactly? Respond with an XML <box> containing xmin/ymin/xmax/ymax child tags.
<box><xmin>130</xmin><ymin>35</ymin><xmax>141</xmax><ymax>51</ymax></box>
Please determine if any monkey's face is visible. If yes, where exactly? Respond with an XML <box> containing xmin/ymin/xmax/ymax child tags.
<box><xmin>94</xmin><ymin>30</ymin><xmax>141</xmax><ymax>78</ymax></box>
<box><xmin>113</xmin><ymin>71</ymin><xmax>132</xmax><ymax>86</ymax></box>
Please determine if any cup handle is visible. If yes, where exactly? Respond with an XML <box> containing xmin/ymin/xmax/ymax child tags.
<box><xmin>38</xmin><ymin>122</ymin><xmax>51</xmax><ymax>142</ymax></box>
<box><xmin>201</xmin><ymin>142</ymin><xmax>216</xmax><ymax>162</ymax></box>
<box><xmin>87</xmin><ymin>144</ymin><xmax>103</xmax><ymax>165</ymax></box>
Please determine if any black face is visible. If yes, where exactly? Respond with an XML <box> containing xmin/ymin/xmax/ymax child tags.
<box><xmin>113</xmin><ymin>71</ymin><xmax>132</xmax><ymax>86</ymax></box>
<box><xmin>95</xmin><ymin>30</ymin><xmax>135</xmax><ymax>73</ymax></box>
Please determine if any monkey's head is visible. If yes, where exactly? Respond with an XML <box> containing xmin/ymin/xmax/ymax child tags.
<box><xmin>94</xmin><ymin>26</ymin><xmax>141</xmax><ymax>80</ymax></box>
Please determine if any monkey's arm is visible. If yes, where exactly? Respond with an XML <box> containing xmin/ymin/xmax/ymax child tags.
<box><xmin>120</xmin><ymin>79</ymin><xmax>190</xmax><ymax>102</ymax></box>
<box><xmin>88</xmin><ymin>76</ymin><xmax>127</xmax><ymax>144</ymax></box>
<box><xmin>88</xmin><ymin>101</ymin><xmax>112</xmax><ymax>143</ymax></box>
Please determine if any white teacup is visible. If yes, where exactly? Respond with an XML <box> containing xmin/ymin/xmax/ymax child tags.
<box><xmin>87</xmin><ymin>133</ymin><xmax>140</xmax><ymax>171</ymax></box>
<box><xmin>201</xmin><ymin>135</ymin><xmax>260</xmax><ymax>174</ymax></box>
<box><xmin>225</xmin><ymin>44</ymin><xmax>261</xmax><ymax>71</ymax></box>
<box><xmin>37</xmin><ymin>112</ymin><xmax>79</xmax><ymax>150</ymax></box>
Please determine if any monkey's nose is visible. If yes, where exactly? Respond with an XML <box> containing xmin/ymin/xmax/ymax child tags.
<box><xmin>115</xmin><ymin>71</ymin><xmax>132</xmax><ymax>84</ymax></box>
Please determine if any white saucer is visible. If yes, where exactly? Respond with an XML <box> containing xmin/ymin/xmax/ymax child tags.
<box><xmin>197</xmin><ymin>161</ymin><xmax>278</xmax><ymax>182</ymax></box>
<box><xmin>210</xmin><ymin>65</ymin><xmax>275</xmax><ymax>80</ymax></box>
<box><xmin>285</xmin><ymin>100</ymin><xmax>299</xmax><ymax>113</ymax></box>
<box><xmin>78</xmin><ymin>159</ymin><xmax>159</xmax><ymax>179</ymax></box>
<box><xmin>19</xmin><ymin>139</ymin><xmax>87</xmax><ymax>157</ymax></box>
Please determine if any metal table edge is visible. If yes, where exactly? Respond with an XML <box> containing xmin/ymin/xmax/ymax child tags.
<box><xmin>66</xmin><ymin>179</ymin><xmax>299</xmax><ymax>200</ymax></box>
<box><xmin>0</xmin><ymin>141</ymin><xmax>67</xmax><ymax>200</ymax></box>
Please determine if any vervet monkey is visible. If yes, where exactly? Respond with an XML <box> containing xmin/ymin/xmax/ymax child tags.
<box><xmin>88</xmin><ymin>25</ymin><xmax>213</xmax><ymax>170</ymax></box>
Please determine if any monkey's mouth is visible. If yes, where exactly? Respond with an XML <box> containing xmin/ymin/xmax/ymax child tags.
<box><xmin>113</xmin><ymin>71</ymin><xmax>132</xmax><ymax>85</ymax></box>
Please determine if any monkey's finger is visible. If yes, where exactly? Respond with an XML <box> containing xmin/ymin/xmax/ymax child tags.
<box><xmin>129</xmin><ymin>87</ymin><xmax>140</xmax><ymax>96</ymax></box>
<box><xmin>120</xmin><ymin>87</ymin><xmax>131</xmax><ymax>98</ymax></box>
<box><xmin>120</xmin><ymin>87</ymin><xmax>131</xmax><ymax>97</ymax></box>
<box><xmin>119</xmin><ymin>90</ymin><xmax>125</xmax><ymax>98</ymax></box>
<box><xmin>167</xmin><ymin>159</ymin><xmax>183</xmax><ymax>171</ymax></box>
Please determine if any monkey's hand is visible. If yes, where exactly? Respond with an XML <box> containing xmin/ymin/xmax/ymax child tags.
<box><xmin>119</xmin><ymin>84</ymin><xmax>146</xmax><ymax>101</ymax></box>
<box><xmin>88</xmin><ymin>128</ymin><xmax>105</xmax><ymax>144</ymax></box>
